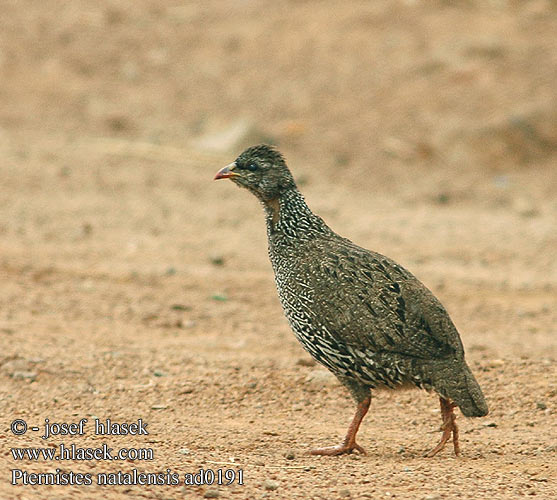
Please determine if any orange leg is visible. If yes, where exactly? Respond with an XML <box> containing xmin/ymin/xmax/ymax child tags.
<box><xmin>424</xmin><ymin>397</ymin><xmax>460</xmax><ymax>458</ymax></box>
<box><xmin>311</xmin><ymin>396</ymin><xmax>371</xmax><ymax>456</ymax></box>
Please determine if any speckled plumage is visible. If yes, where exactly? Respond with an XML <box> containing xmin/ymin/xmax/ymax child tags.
<box><xmin>215</xmin><ymin>144</ymin><xmax>488</xmax><ymax>456</ymax></box>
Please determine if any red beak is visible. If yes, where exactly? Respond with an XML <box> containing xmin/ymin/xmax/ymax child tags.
<box><xmin>214</xmin><ymin>162</ymin><xmax>238</xmax><ymax>180</ymax></box>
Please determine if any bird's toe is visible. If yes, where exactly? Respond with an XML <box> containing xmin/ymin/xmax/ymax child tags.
<box><xmin>310</xmin><ymin>443</ymin><xmax>367</xmax><ymax>456</ymax></box>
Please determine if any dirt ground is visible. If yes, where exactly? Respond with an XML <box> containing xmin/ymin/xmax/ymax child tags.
<box><xmin>1</xmin><ymin>1</ymin><xmax>556</xmax><ymax>499</ymax></box>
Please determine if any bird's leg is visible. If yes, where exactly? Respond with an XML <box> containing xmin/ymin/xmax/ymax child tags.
<box><xmin>311</xmin><ymin>396</ymin><xmax>371</xmax><ymax>456</ymax></box>
<box><xmin>424</xmin><ymin>396</ymin><xmax>460</xmax><ymax>458</ymax></box>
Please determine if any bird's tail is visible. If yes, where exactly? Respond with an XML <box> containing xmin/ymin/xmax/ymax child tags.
<box><xmin>428</xmin><ymin>361</ymin><xmax>488</xmax><ymax>417</ymax></box>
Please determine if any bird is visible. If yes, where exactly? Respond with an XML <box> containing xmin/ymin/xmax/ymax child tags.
<box><xmin>214</xmin><ymin>144</ymin><xmax>488</xmax><ymax>457</ymax></box>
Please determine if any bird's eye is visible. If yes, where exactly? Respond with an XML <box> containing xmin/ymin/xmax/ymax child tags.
<box><xmin>247</xmin><ymin>163</ymin><xmax>258</xmax><ymax>172</ymax></box>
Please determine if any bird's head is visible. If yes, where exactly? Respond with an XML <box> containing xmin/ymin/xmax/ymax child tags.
<box><xmin>214</xmin><ymin>144</ymin><xmax>296</xmax><ymax>202</ymax></box>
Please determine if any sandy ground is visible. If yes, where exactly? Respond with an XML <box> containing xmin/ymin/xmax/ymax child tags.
<box><xmin>1</xmin><ymin>1</ymin><xmax>556</xmax><ymax>499</ymax></box>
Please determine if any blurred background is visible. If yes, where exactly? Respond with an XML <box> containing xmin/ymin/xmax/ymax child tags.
<box><xmin>1</xmin><ymin>0</ymin><xmax>555</xmax><ymax>346</ymax></box>
<box><xmin>0</xmin><ymin>2</ymin><xmax>556</xmax><ymax>497</ymax></box>
<box><xmin>3</xmin><ymin>0</ymin><xmax>556</xmax><ymax>175</ymax></box>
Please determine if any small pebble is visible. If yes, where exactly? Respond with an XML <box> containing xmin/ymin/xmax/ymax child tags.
<box><xmin>209</xmin><ymin>255</ymin><xmax>225</xmax><ymax>266</ymax></box>
<box><xmin>339</xmin><ymin>489</ymin><xmax>351</xmax><ymax>498</ymax></box>
<box><xmin>304</xmin><ymin>369</ymin><xmax>337</xmax><ymax>389</ymax></box>
<box><xmin>514</xmin><ymin>197</ymin><xmax>539</xmax><ymax>217</ymax></box>
<box><xmin>485</xmin><ymin>359</ymin><xmax>505</xmax><ymax>368</ymax></box>
<box><xmin>296</xmin><ymin>357</ymin><xmax>316</xmax><ymax>367</ymax></box>
<box><xmin>284</xmin><ymin>450</ymin><xmax>295</xmax><ymax>460</ymax></box>
<box><xmin>82</xmin><ymin>222</ymin><xmax>93</xmax><ymax>236</ymax></box>
<box><xmin>204</xmin><ymin>488</ymin><xmax>220</xmax><ymax>498</ymax></box>
<box><xmin>170</xmin><ymin>304</ymin><xmax>191</xmax><ymax>311</ymax></box>
<box><xmin>536</xmin><ymin>401</ymin><xmax>547</xmax><ymax>410</ymax></box>
<box><xmin>435</xmin><ymin>192</ymin><xmax>450</xmax><ymax>205</ymax></box>
<box><xmin>264</xmin><ymin>479</ymin><xmax>279</xmax><ymax>491</ymax></box>
<box><xmin>59</xmin><ymin>166</ymin><xmax>71</xmax><ymax>177</ymax></box>
<box><xmin>11</xmin><ymin>371</ymin><xmax>37</xmax><ymax>380</ymax></box>
<box><xmin>151</xmin><ymin>404</ymin><xmax>168</xmax><ymax>410</ymax></box>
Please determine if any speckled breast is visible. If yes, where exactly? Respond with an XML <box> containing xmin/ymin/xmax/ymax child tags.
<box><xmin>269</xmin><ymin>249</ymin><xmax>413</xmax><ymax>390</ymax></box>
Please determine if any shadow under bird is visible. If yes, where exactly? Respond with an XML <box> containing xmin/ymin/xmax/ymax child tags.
<box><xmin>214</xmin><ymin>145</ymin><xmax>488</xmax><ymax>457</ymax></box>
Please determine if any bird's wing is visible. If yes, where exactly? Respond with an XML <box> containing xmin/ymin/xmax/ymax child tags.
<box><xmin>307</xmin><ymin>239</ymin><xmax>465</xmax><ymax>360</ymax></box>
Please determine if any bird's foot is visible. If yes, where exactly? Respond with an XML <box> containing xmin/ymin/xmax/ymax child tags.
<box><xmin>424</xmin><ymin>398</ymin><xmax>460</xmax><ymax>458</ymax></box>
<box><xmin>311</xmin><ymin>395</ymin><xmax>371</xmax><ymax>457</ymax></box>
<box><xmin>310</xmin><ymin>442</ymin><xmax>367</xmax><ymax>456</ymax></box>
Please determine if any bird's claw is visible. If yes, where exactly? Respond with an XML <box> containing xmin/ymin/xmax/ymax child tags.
<box><xmin>310</xmin><ymin>442</ymin><xmax>367</xmax><ymax>456</ymax></box>
<box><xmin>424</xmin><ymin>401</ymin><xmax>460</xmax><ymax>458</ymax></box>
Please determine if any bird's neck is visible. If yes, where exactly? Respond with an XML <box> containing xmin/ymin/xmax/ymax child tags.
<box><xmin>262</xmin><ymin>189</ymin><xmax>330</xmax><ymax>242</ymax></box>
